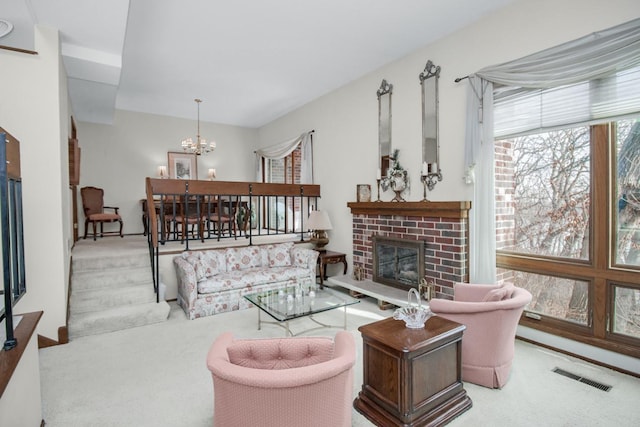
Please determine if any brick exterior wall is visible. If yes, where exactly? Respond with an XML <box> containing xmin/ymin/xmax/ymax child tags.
<box><xmin>495</xmin><ymin>139</ymin><xmax>516</xmax><ymax>283</ymax></box>
<box><xmin>352</xmin><ymin>214</ymin><xmax>469</xmax><ymax>298</ymax></box>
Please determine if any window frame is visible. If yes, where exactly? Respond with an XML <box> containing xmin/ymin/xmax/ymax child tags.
<box><xmin>497</xmin><ymin>122</ymin><xmax>640</xmax><ymax>359</ymax></box>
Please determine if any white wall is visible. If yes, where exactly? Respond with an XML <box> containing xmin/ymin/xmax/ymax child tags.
<box><xmin>0</xmin><ymin>327</ymin><xmax>42</xmax><ymax>427</ymax></box>
<box><xmin>258</xmin><ymin>0</ymin><xmax>640</xmax><ymax>264</ymax></box>
<box><xmin>257</xmin><ymin>0</ymin><xmax>640</xmax><ymax>370</ymax></box>
<box><xmin>0</xmin><ymin>25</ymin><xmax>71</xmax><ymax>339</ymax></box>
<box><xmin>77</xmin><ymin>110</ymin><xmax>259</xmax><ymax>235</ymax></box>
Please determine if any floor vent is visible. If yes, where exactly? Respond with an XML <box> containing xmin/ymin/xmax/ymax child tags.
<box><xmin>552</xmin><ymin>367</ymin><xmax>612</xmax><ymax>392</ymax></box>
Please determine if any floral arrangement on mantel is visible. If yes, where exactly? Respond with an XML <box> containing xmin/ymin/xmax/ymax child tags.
<box><xmin>381</xmin><ymin>149</ymin><xmax>409</xmax><ymax>201</ymax></box>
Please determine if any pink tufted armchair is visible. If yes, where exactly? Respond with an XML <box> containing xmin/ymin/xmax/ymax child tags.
<box><xmin>429</xmin><ymin>283</ymin><xmax>532</xmax><ymax>389</ymax></box>
<box><xmin>206</xmin><ymin>331</ymin><xmax>356</xmax><ymax>427</ymax></box>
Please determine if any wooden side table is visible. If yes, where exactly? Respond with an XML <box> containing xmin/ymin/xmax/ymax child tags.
<box><xmin>354</xmin><ymin>316</ymin><xmax>472</xmax><ymax>426</ymax></box>
<box><xmin>316</xmin><ymin>250</ymin><xmax>348</xmax><ymax>286</ymax></box>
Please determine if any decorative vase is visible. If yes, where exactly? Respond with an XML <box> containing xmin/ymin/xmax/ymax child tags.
<box><xmin>390</xmin><ymin>172</ymin><xmax>407</xmax><ymax>202</ymax></box>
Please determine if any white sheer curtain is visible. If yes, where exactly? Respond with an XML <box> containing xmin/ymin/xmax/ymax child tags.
<box><xmin>464</xmin><ymin>76</ymin><xmax>496</xmax><ymax>283</ymax></box>
<box><xmin>463</xmin><ymin>17</ymin><xmax>640</xmax><ymax>283</ymax></box>
<box><xmin>255</xmin><ymin>130</ymin><xmax>314</xmax><ymax>183</ymax></box>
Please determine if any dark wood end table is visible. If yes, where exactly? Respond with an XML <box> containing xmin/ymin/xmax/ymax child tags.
<box><xmin>353</xmin><ymin>316</ymin><xmax>472</xmax><ymax>426</ymax></box>
<box><xmin>316</xmin><ymin>250</ymin><xmax>348</xmax><ymax>286</ymax></box>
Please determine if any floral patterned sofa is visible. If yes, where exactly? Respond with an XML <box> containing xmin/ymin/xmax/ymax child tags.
<box><xmin>174</xmin><ymin>242</ymin><xmax>318</xmax><ymax>320</ymax></box>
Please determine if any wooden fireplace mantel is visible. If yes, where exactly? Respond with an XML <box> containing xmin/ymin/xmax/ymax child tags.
<box><xmin>347</xmin><ymin>201</ymin><xmax>471</xmax><ymax>219</ymax></box>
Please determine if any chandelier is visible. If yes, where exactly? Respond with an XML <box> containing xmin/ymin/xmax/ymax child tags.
<box><xmin>181</xmin><ymin>98</ymin><xmax>216</xmax><ymax>155</ymax></box>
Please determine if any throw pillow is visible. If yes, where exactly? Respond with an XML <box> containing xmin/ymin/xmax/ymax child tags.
<box><xmin>184</xmin><ymin>255</ymin><xmax>206</xmax><ymax>281</ymax></box>
<box><xmin>291</xmin><ymin>247</ymin><xmax>311</xmax><ymax>267</ymax></box>
<box><xmin>481</xmin><ymin>282</ymin><xmax>516</xmax><ymax>302</ymax></box>
<box><xmin>267</xmin><ymin>242</ymin><xmax>293</xmax><ymax>267</ymax></box>
<box><xmin>198</xmin><ymin>251</ymin><xmax>223</xmax><ymax>277</ymax></box>
<box><xmin>226</xmin><ymin>246</ymin><xmax>262</xmax><ymax>271</ymax></box>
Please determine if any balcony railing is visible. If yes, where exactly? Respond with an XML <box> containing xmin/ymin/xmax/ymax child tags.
<box><xmin>144</xmin><ymin>178</ymin><xmax>322</xmax><ymax>300</ymax></box>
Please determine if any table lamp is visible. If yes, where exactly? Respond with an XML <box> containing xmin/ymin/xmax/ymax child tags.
<box><xmin>307</xmin><ymin>210</ymin><xmax>332</xmax><ymax>251</ymax></box>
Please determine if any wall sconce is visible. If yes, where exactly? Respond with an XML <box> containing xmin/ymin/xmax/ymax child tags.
<box><xmin>307</xmin><ymin>210</ymin><xmax>333</xmax><ymax>251</ymax></box>
<box><xmin>157</xmin><ymin>165</ymin><xmax>167</xmax><ymax>179</ymax></box>
<box><xmin>208</xmin><ymin>168</ymin><xmax>217</xmax><ymax>180</ymax></box>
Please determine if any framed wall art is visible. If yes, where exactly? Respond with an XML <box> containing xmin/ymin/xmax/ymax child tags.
<box><xmin>357</xmin><ymin>184</ymin><xmax>371</xmax><ymax>202</ymax></box>
<box><xmin>168</xmin><ymin>152</ymin><xmax>197</xmax><ymax>179</ymax></box>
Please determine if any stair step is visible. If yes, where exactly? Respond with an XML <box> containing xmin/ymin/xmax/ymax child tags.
<box><xmin>72</xmin><ymin>252</ymin><xmax>150</xmax><ymax>271</ymax></box>
<box><xmin>69</xmin><ymin>236</ymin><xmax>169</xmax><ymax>339</ymax></box>
<box><xmin>72</xmin><ymin>266</ymin><xmax>153</xmax><ymax>291</ymax></box>
<box><xmin>68</xmin><ymin>302</ymin><xmax>171</xmax><ymax>339</ymax></box>
<box><xmin>70</xmin><ymin>284</ymin><xmax>157</xmax><ymax>314</ymax></box>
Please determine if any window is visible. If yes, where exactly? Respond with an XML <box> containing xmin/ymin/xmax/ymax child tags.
<box><xmin>493</xmin><ymin>63</ymin><xmax>640</xmax><ymax>357</ymax></box>
<box><xmin>262</xmin><ymin>146</ymin><xmax>302</xmax><ymax>232</ymax></box>
<box><xmin>615</xmin><ymin>120</ymin><xmax>640</xmax><ymax>269</ymax></box>
<box><xmin>264</xmin><ymin>145</ymin><xmax>301</xmax><ymax>185</ymax></box>
<box><xmin>611</xmin><ymin>283</ymin><xmax>640</xmax><ymax>341</ymax></box>
<box><xmin>496</xmin><ymin>117</ymin><xmax>640</xmax><ymax>356</ymax></box>
<box><xmin>496</xmin><ymin>126</ymin><xmax>591</xmax><ymax>260</ymax></box>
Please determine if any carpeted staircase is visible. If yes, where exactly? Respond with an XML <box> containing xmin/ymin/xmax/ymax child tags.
<box><xmin>68</xmin><ymin>237</ymin><xmax>170</xmax><ymax>339</ymax></box>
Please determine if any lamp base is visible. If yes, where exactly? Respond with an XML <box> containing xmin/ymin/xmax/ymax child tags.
<box><xmin>311</xmin><ymin>237</ymin><xmax>329</xmax><ymax>251</ymax></box>
<box><xmin>310</xmin><ymin>230</ymin><xmax>329</xmax><ymax>251</ymax></box>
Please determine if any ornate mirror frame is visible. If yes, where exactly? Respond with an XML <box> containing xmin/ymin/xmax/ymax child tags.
<box><xmin>377</xmin><ymin>79</ymin><xmax>393</xmax><ymax>178</ymax></box>
<box><xmin>419</xmin><ymin>60</ymin><xmax>442</xmax><ymax>192</ymax></box>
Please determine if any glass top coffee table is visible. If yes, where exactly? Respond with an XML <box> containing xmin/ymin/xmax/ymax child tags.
<box><xmin>244</xmin><ymin>285</ymin><xmax>360</xmax><ymax>336</ymax></box>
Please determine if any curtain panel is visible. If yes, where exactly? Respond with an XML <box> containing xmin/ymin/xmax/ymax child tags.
<box><xmin>463</xmin><ymin>18</ymin><xmax>640</xmax><ymax>283</ymax></box>
<box><xmin>255</xmin><ymin>130</ymin><xmax>314</xmax><ymax>184</ymax></box>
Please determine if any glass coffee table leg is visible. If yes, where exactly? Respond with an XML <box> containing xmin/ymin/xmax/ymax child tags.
<box><xmin>257</xmin><ymin>308</ymin><xmax>262</xmax><ymax>330</ymax></box>
<box><xmin>285</xmin><ymin>320</ymin><xmax>292</xmax><ymax>336</ymax></box>
<box><xmin>343</xmin><ymin>306</ymin><xmax>347</xmax><ymax>330</ymax></box>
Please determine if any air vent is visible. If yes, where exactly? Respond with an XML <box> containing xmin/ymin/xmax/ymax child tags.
<box><xmin>552</xmin><ymin>367</ymin><xmax>612</xmax><ymax>392</ymax></box>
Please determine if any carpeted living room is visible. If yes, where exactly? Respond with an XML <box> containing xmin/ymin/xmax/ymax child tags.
<box><xmin>37</xmin><ymin>260</ymin><xmax>640</xmax><ymax>426</ymax></box>
<box><xmin>2</xmin><ymin>1</ymin><xmax>640</xmax><ymax>426</ymax></box>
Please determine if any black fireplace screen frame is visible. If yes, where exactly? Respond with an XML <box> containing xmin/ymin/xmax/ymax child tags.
<box><xmin>372</xmin><ymin>235</ymin><xmax>424</xmax><ymax>291</ymax></box>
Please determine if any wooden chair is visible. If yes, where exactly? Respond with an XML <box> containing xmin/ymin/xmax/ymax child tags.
<box><xmin>163</xmin><ymin>195</ymin><xmax>205</xmax><ymax>243</ymax></box>
<box><xmin>81</xmin><ymin>186</ymin><xmax>123</xmax><ymax>240</ymax></box>
<box><xmin>206</xmin><ymin>197</ymin><xmax>239</xmax><ymax>239</ymax></box>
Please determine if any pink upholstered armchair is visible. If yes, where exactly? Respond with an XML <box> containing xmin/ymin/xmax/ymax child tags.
<box><xmin>429</xmin><ymin>283</ymin><xmax>532</xmax><ymax>389</ymax></box>
<box><xmin>206</xmin><ymin>331</ymin><xmax>356</xmax><ymax>427</ymax></box>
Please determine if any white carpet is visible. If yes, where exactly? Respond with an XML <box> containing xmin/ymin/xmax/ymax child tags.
<box><xmin>39</xmin><ymin>296</ymin><xmax>640</xmax><ymax>426</ymax></box>
<box><xmin>69</xmin><ymin>236</ymin><xmax>170</xmax><ymax>338</ymax></box>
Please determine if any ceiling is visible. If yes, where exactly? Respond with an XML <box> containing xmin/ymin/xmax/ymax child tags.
<box><xmin>1</xmin><ymin>0</ymin><xmax>517</xmax><ymax>128</ymax></box>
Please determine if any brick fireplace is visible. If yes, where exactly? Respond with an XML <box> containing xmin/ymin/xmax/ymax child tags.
<box><xmin>347</xmin><ymin>201</ymin><xmax>471</xmax><ymax>298</ymax></box>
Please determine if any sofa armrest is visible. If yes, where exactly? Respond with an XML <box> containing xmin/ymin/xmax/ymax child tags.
<box><xmin>291</xmin><ymin>246</ymin><xmax>319</xmax><ymax>271</ymax></box>
<box><xmin>173</xmin><ymin>256</ymin><xmax>198</xmax><ymax>313</ymax></box>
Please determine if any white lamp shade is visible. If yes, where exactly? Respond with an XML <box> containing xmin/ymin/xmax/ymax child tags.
<box><xmin>157</xmin><ymin>165</ymin><xmax>167</xmax><ymax>178</ymax></box>
<box><xmin>307</xmin><ymin>210</ymin><xmax>332</xmax><ymax>230</ymax></box>
<box><xmin>208</xmin><ymin>168</ymin><xmax>217</xmax><ymax>179</ymax></box>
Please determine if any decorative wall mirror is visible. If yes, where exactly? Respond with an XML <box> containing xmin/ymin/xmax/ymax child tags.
<box><xmin>377</xmin><ymin>79</ymin><xmax>393</xmax><ymax>178</ymax></box>
<box><xmin>419</xmin><ymin>60</ymin><xmax>442</xmax><ymax>193</ymax></box>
